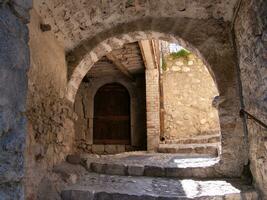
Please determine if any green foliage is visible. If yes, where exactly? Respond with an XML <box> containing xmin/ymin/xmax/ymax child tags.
<box><xmin>169</xmin><ymin>49</ymin><xmax>191</xmax><ymax>59</ymax></box>
<box><xmin>126</xmin><ymin>0</ymin><xmax>135</xmax><ymax>8</ymax></box>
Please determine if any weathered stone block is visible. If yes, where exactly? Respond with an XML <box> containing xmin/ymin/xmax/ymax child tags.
<box><xmin>91</xmin><ymin>162</ymin><xmax>106</xmax><ymax>174</ymax></box>
<box><xmin>104</xmin><ymin>145</ymin><xmax>117</xmax><ymax>154</ymax></box>
<box><xmin>128</xmin><ymin>165</ymin><xmax>144</xmax><ymax>176</ymax></box>
<box><xmin>242</xmin><ymin>191</ymin><xmax>259</xmax><ymax>200</ymax></box>
<box><xmin>92</xmin><ymin>145</ymin><xmax>105</xmax><ymax>154</ymax></box>
<box><xmin>105</xmin><ymin>164</ymin><xmax>127</xmax><ymax>176</ymax></box>
<box><xmin>224</xmin><ymin>193</ymin><xmax>241</xmax><ymax>200</ymax></box>
<box><xmin>144</xmin><ymin>166</ymin><xmax>165</xmax><ymax>177</ymax></box>
<box><xmin>84</xmin><ymin>160</ymin><xmax>92</xmax><ymax>171</ymax></box>
<box><xmin>117</xmin><ymin>145</ymin><xmax>126</xmax><ymax>153</ymax></box>
<box><xmin>61</xmin><ymin>190</ymin><xmax>94</xmax><ymax>200</ymax></box>
<box><xmin>66</xmin><ymin>154</ymin><xmax>82</xmax><ymax>165</ymax></box>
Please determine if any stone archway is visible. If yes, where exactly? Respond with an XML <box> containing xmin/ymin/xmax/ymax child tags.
<box><xmin>65</xmin><ymin>19</ymin><xmax>246</xmax><ymax>177</ymax></box>
<box><xmin>1</xmin><ymin>0</ymin><xmax>266</xmax><ymax>198</ymax></box>
<box><xmin>66</xmin><ymin>17</ymin><xmax>235</xmax><ymax>103</ymax></box>
<box><xmin>74</xmin><ymin>76</ymin><xmax>145</xmax><ymax>153</ymax></box>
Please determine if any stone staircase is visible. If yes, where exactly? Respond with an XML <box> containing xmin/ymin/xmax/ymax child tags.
<box><xmin>60</xmin><ymin>152</ymin><xmax>259</xmax><ymax>200</ymax></box>
<box><xmin>61</xmin><ymin>173</ymin><xmax>258</xmax><ymax>200</ymax></box>
<box><xmin>79</xmin><ymin>152</ymin><xmax>221</xmax><ymax>179</ymax></box>
<box><xmin>158</xmin><ymin>134</ymin><xmax>221</xmax><ymax>156</ymax></box>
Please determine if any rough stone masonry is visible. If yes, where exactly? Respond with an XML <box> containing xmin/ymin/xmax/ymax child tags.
<box><xmin>0</xmin><ymin>0</ymin><xmax>32</xmax><ymax>199</ymax></box>
<box><xmin>162</xmin><ymin>53</ymin><xmax>220</xmax><ymax>141</ymax></box>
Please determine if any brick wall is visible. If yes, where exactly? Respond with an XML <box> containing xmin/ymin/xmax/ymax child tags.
<box><xmin>145</xmin><ymin>68</ymin><xmax>161</xmax><ymax>151</ymax></box>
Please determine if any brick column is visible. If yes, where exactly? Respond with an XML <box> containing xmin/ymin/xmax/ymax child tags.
<box><xmin>145</xmin><ymin>68</ymin><xmax>160</xmax><ymax>151</ymax></box>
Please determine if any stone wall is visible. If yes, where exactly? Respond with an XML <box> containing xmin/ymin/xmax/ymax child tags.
<box><xmin>33</xmin><ymin>0</ymin><xmax>249</xmax><ymax>177</ymax></box>
<box><xmin>0</xmin><ymin>0</ymin><xmax>31</xmax><ymax>199</ymax></box>
<box><xmin>234</xmin><ymin>0</ymin><xmax>267</xmax><ymax>198</ymax></box>
<box><xmin>25</xmin><ymin>9</ymin><xmax>76</xmax><ymax>199</ymax></box>
<box><xmin>162</xmin><ymin>53</ymin><xmax>220</xmax><ymax>140</ymax></box>
<box><xmin>34</xmin><ymin>0</ymin><xmax>238</xmax><ymax>51</ymax></box>
<box><xmin>74</xmin><ymin>73</ymin><xmax>147</xmax><ymax>154</ymax></box>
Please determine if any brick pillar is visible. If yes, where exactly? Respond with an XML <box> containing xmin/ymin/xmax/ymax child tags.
<box><xmin>145</xmin><ymin>68</ymin><xmax>160</xmax><ymax>151</ymax></box>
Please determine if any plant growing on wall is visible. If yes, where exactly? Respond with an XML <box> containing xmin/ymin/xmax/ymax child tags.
<box><xmin>170</xmin><ymin>49</ymin><xmax>191</xmax><ymax>59</ymax></box>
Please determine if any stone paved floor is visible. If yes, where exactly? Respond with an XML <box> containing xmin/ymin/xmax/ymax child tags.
<box><xmin>62</xmin><ymin>172</ymin><xmax>258</xmax><ymax>200</ymax></box>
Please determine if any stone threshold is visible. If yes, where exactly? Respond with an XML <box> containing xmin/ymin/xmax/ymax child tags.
<box><xmin>61</xmin><ymin>173</ymin><xmax>258</xmax><ymax>200</ymax></box>
<box><xmin>158</xmin><ymin>143</ymin><xmax>220</xmax><ymax>156</ymax></box>
<box><xmin>162</xmin><ymin>134</ymin><xmax>221</xmax><ymax>144</ymax></box>
<box><xmin>68</xmin><ymin>152</ymin><xmax>227</xmax><ymax>179</ymax></box>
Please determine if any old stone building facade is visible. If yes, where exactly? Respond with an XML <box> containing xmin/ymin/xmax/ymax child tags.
<box><xmin>0</xmin><ymin>0</ymin><xmax>266</xmax><ymax>199</ymax></box>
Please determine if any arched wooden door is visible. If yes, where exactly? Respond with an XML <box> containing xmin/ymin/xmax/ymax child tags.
<box><xmin>93</xmin><ymin>83</ymin><xmax>131</xmax><ymax>145</ymax></box>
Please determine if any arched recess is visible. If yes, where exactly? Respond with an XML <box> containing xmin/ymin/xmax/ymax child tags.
<box><xmin>77</xmin><ymin>77</ymin><xmax>141</xmax><ymax>147</ymax></box>
<box><xmin>66</xmin><ymin>17</ymin><xmax>246</xmax><ymax>177</ymax></box>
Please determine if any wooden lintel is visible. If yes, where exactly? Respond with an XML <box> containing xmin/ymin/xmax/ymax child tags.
<box><xmin>138</xmin><ymin>40</ymin><xmax>158</xmax><ymax>70</ymax></box>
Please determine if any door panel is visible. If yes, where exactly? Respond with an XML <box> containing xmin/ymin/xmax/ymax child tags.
<box><xmin>93</xmin><ymin>83</ymin><xmax>131</xmax><ymax>145</ymax></box>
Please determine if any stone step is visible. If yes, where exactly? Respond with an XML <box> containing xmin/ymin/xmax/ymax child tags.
<box><xmin>158</xmin><ymin>143</ymin><xmax>219</xmax><ymax>156</ymax></box>
<box><xmin>61</xmin><ymin>173</ymin><xmax>258</xmax><ymax>200</ymax></box>
<box><xmin>76</xmin><ymin>152</ymin><xmax>224</xmax><ymax>179</ymax></box>
<box><xmin>162</xmin><ymin>134</ymin><xmax>221</xmax><ymax>145</ymax></box>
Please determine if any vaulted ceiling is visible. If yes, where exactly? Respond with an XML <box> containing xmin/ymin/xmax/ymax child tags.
<box><xmin>33</xmin><ymin>0</ymin><xmax>238</xmax><ymax>51</ymax></box>
<box><xmin>85</xmin><ymin>42</ymin><xmax>145</xmax><ymax>80</ymax></box>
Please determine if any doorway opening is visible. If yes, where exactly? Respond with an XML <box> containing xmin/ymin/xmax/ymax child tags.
<box><xmin>93</xmin><ymin>83</ymin><xmax>131</xmax><ymax>145</ymax></box>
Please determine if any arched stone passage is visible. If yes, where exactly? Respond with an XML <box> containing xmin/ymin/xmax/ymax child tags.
<box><xmin>66</xmin><ymin>18</ymin><xmax>245</xmax><ymax>176</ymax></box>
<box><xmin>0</xmin><ymin>0</ymin><xmax>265</xmax><ymax>198</ymax></box>
<box><xmin>74</xmin><ymin>76</ymin><xmax>146</xmax><ymax>152</ymax></box>
<box><xmin>66</xmin><ymin>18</ymin><xmax>236</xmax><ymax>103</ymax></box>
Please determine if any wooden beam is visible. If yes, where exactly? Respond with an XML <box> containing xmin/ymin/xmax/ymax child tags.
<box><xmin>138</xmin><ymin>40</ymin><xmax>158</xmax><ymax>70</ymax></box>
<box><xmin>106</xmin><ymin>53</ymin><xmax>135</xmax><ymax>82</ymax></box>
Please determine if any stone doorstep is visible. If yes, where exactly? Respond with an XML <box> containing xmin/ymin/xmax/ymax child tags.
<box><xmin>61</xmin><ymin>173</ymin><xmax>259</xmax><ymax>200</ymax></box>
<box><xmin>80</xmin><ymin>152</ymin><xmax>221</xmax><ymax>179</ymax></box>
<box><xmin>85</xmin><ymin>161</ymin><xmax>221</xmax><ymax>179</ymax></box>
<box><xmin>158</xmin><ymin>143</ymin><xmax>219</xmax><ymax>156</ymax></box>
<box><xmin>163</xmin><ymin>134</ymin><xmax>221</xmax><ymax>145</ymax></box>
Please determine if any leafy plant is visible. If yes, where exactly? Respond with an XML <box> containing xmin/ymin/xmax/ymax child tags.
<box><xmin>169</xmin><ymin>49</ymin><xmax>191</xmax><ymax>59</ymax></box>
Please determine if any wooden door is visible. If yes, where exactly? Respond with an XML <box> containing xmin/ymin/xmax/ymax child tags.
<box><xmin>93</xmin><ymin>83</ymin><xmax>131</xmax><ymax>144</ymax></box>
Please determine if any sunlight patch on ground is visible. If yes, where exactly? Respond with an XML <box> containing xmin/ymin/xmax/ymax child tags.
<box><xmin>181</xmin><ymin>179</ymin><xmax>241</xmax><ymax>198</ymax></box>
<box><xmin>172</xmin><ymin>157</ymin><xmax>219</xmax><ymax>168</ymax></box>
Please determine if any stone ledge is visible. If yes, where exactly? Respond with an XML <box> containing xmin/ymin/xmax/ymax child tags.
<box><xmin>162</xmin><ymin>134</ymin><xmax>221</xmax><ymax>145</ymax></box>
<box><xmin>158</xmin><ymin>143</ymin><xmax>219</xmax><ymax>156</ymax></box>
